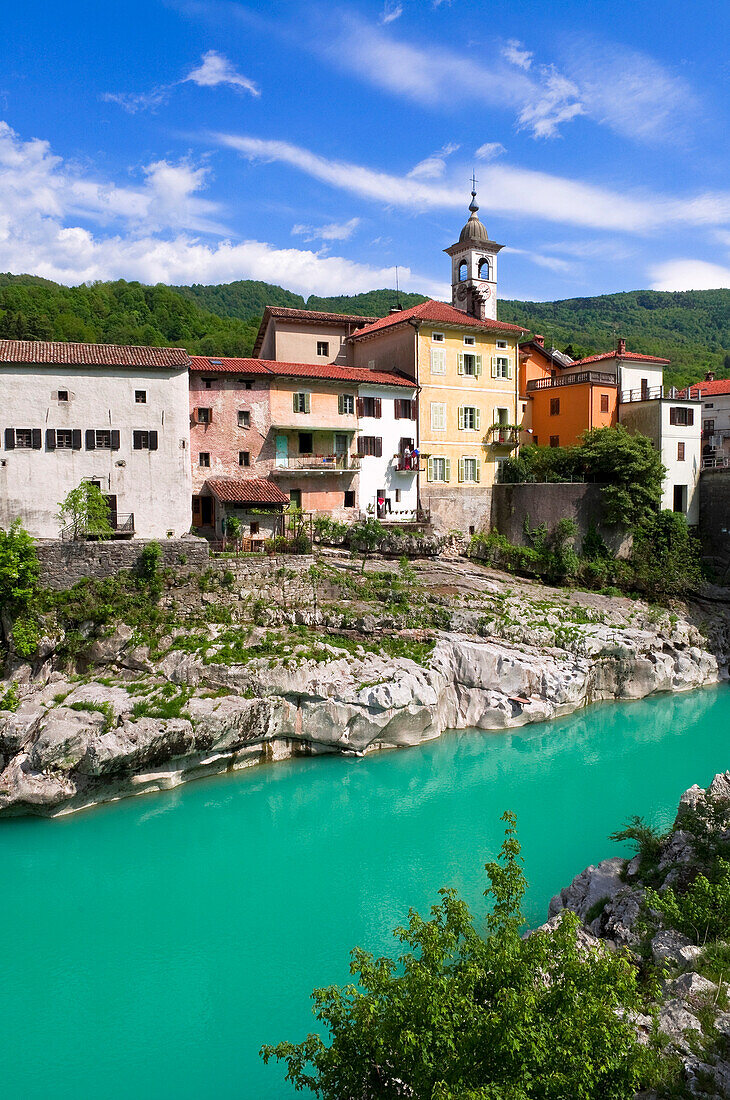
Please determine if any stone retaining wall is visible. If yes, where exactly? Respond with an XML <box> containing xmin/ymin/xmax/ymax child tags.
<box><xmin>37</xmin><ymin>537</ymin><xmax>210</xmax><ymax>589</ymax></box>
<box><xmin>491</xmin><ymin>482</ymin><xmax>630</xmax><ymax>555</ymax></box>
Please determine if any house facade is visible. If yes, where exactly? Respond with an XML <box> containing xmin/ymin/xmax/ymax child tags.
<box><xmin>683</xmin><ymin>374</ymin><xmax>730</xmax><ymax>468</ymax></box>
<box><xmin>0</xmin><ymin>340</ymin><xmax>192</xmax><ymax>539</ymax></box>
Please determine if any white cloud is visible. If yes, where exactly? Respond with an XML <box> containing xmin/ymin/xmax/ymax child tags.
<box><xmin>649</xmin><ymin>259</ymin><xmax>730</xmax><ymax>292</ymax></box>
<box><xmin>408</xmin><ymin>142</ymin><xmax>459</xmax><ymax>180</ymax></box>
<box><xmin>502</xmin><ymin>39</ymin><xmax>533</xmax><ymax>71</ymax></box>
<box><xmin>475</xmin><ymin>142</ymin><xmax>506</xmax><ymax>161</ymax></box>
<box><xmin>185</xmin><ymin>50</ymin><xmax>260</xmax><ymax>96</ymax></box>
<box><xmin>216</xmin><ymin>131</ymin><xmax>730</xmax><ymax>234</ymax></box>
<box><xmin>291</xmin><ymin>216</ymin><xmax>360</xmax><ymax>242</ymax></box>
<box><xmin>379</xmin><ymin>1</ymin><xmax>403</xmax><ymax>24</ymax></box>
<box><xmin>517</xmin><ymin>69</ymin><xmax>584</xmax><ymax>139</ymax></box>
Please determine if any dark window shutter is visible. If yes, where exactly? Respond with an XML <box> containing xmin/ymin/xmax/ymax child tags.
<box><xmin>133</xmin><ymin>432</ymin><xmax>142</xmax><ymax>450</ymax></box>
<box><xmin>356</xmin><ymin>397</ymin><xmax>364</xmax><ymax>418</ymax></box>
<box><xmin>86</xmin><ymin>429</ymin><xmax>96</xmax><ymax>450</ymax></box>
<box><xmin>149</xmin><ymin>430</ymin><xmax>158</xmax><ymax>451</ymax></box>
<box><xmin>687</xmin><ymin>409</ymin><xmax>694</xmax><ymax>426</ymax></box>
<box><xmin>111</xmin><ymin>429</ymin><xmax>120</xmax><ymax>451</ymax></box>
<box><xmin>46</xmin><ymin>429</ymin><xmax>56</xmax><ymax>450</ymax></box>
<box><xmin>669</xmin><ymin>408</ymin><xmax>676</xmax><ymax>426</ymax></box>
<box><xmin>72</xmin><ymin>429</ymin><xmax>82</xmax><ymax>450</ymax></box>
<box><xmin>394</xmin><ymin>400</ymin><xmax>401</xmax><ymax>420</ymax></box>
<box><xmin>357</xmin><ymin>436</ymin><xmax>365</xmax><ymax>457</ymax></box>
<box><xmin>374</xmin><ymin>397</ymin><xmax>382</xmax><ymax>419</ymax></box>
<box><xmin>32</xmin><ymin>429</ymin><xmax>42</xmax><ymax>450</ymax></box>
<box><xmin>4</xmin><ymin>428</ymin><xmax>14</xmax><ymax>450</ymax></box>
<box><xmin>375</xmin><ymin>437</ymin><xmax>383</xmax><ymax>458</ymax></box>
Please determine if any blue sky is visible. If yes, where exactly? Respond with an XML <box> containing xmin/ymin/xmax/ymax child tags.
<box><xmin>2</xmin><ymin>0</ymin><xmax>730</xmax><ymax>302</ymax></box>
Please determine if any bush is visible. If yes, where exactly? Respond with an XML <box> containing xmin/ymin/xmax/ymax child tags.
<box><xmin>630</xmin><ymin>510</ymin><xmax>704</xmax><ymax>597</ymax></box>
<box><xmin>645</xmin><ymin>860</ymin><xmax>730</xmax><ymax>944</ymax></box>
<box><xmin>138</xmin><ymin>541</ymin><xmax>162</xmax><ymax>583</ymax></box>
<box><xmin>313</xmin><ymin>516</ymin><xmax>348</xmax><ymax>544</ymax></box>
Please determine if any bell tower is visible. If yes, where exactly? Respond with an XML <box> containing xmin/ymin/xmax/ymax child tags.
<box><xmin>444</xmin><ymin>179</ymin><xmax>503</xmax><ymax>321</ymax></box>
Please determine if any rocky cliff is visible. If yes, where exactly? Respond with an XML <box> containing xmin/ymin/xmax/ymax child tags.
<box><xmin>0</xmin><ymin>554</ymin><xmax>727</xmax><ymax>817</ymax></box>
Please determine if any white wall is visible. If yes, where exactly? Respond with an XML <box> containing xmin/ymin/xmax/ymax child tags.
<box><xmin>357</xmin><ymin>384</ymin><xmax>418</xmax><ymax>517</ymax></box>
<box><xmin>659</xmin><ymin>400</ymin><xmax>701</xmax><ymax>524</ymax></box>
<box><xmin>619</xmin><ymin>361</ymin><xmax>664</xmax><ymax>399</ymax></box>
<box><xmin>0</xmin><ymin>365</ymin><xmax>192</xmax><ymax>538</ymax></box>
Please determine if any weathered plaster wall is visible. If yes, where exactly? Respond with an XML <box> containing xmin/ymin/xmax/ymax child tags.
<box><xmin>491</xmin><ymin>482</ymin><xmax>630</xmax><ymax>554</ymax></box>
<box><xmin>699</xmin><ymin>468</ymin><xmax>730</xmax><ymax>576</ymax></box>
<box><xmin>420</xmin><ymin>485</ymin><xmax>493</xmax><ymax>536</ymax></box>
<box><xmin>189</xmin><ymin>372</ymin><xmax>270</xmax><ymax>490</ymax></box>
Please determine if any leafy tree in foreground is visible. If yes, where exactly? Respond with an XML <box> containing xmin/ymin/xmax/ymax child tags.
<box><xmin>57</xmin><ymin>482</ymin><xmax>113</xmax><ymax>539</ymax></box>
<box><xmin>630</xmin><ymin>510</ymin><xmax>705</xmax><ymax>597</ymax></box>
<box><xmin>0</xmin><ymin>520</ymin><xmax>41</xmax><ymax>658</ymax></box>
<box><xmin>261</xmin><ymin>813</ymin><xmax>653</xmax><ymax>1099</ymax></box>
<box><xmin>579</xmin><ymin>426</ymin><xmax>665</xmax><ymax>529</ymax></box>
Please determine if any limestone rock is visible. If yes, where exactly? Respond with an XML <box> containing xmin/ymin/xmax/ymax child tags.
<box><xmin>658</xmin><ymin>999</ymin><xmax>702</xmax><ymax>1053</ymax></box>
<box><xmin>651</xmin><ymin>930</ymin><xmax>702</xmax><ymax>968</ymax></box>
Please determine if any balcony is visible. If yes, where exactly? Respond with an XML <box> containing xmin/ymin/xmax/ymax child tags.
<box><xmin>60</xmin><ymin>513</ymin><xmax>135</xmax><ymax>540</ymax></box>
<box><xmin>394</xmin><ymin>453</ymin><xmax>420</xmax><ymax>472</ymax></box>
<box><xmin>271</xmin><ymin>454</ymin><xmax>360</xmax><ymax>475</ymax></box>
<box><xmin>526</xmin><ymin>371</ymin><xmax>617</xmax><ymax>391</ymax></box>
<box><xmin>620</xmin><ymin>385</ymin><xmax>691</xmax><ymax>403</ymax></box>
<box><xmin>486</xmin><ymin>425</ymin><xmax>520</xmax><ymax>448</ymax></box>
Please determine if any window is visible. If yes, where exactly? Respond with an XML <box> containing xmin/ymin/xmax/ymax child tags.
<box><xmin>238</xmin><ymin>410</ymin><xmax>251</xmax><ymax>428</ymax></box>
<box><xmin>199</xmin><ymin>452</ymin><xmax>210</xmax><ymax>467</ymax></box>
<box><xmin>460</xmin><ymin>353</ymin><xmax>480</xmax><ymax>377</ymax></box>
<box><xmin>203</xmin><ymin>378</ymin><xmax>215</xmax><ymax>390</ymax></box>
<box><xmin>357</xmin><ymin>436</ymin><xmax>383</xmax><ymax>457</ymax></box>
<box><xmin>458</xmin><ymin>405</ymin><xmax>481</xmax><ymax>431</ymax></box>
<box><xmin>368</xmin><ymin>360</ymin><xmax>376</xmax><ymax>369</ymax></box>
<box><xmin>58</xmin><ymin>390</ymin><xmax>69</xmax><ymax>402</ymax></box>
<box><xmin>344</xmin><ymin>490</ymin><xmax>356</xmax><ymax>508</ymax></box>
<box><xmin>430</xmin><ymin>348</ymin><xmax>446</xmax><ymax>374</ymax></box>
<box><xmin>496</xmin><ymin>340</ymin><xmax>508</xmax><ymax>351</ymax></box>
<box><xmin>669</xmin><ymin>407</ymin><xmax>694</xmax><ymax>426</ymax></box>
<box><xmin>44</xmin><ymin>429</ymin><xmax>80</xmax><ymax>451</ymax></box>
<box><xmin>94</xmin><ymin>430</ymin><xmax>112</xmax><ymax>449</ymax></box>
<box><xmin>677</xmin><ymin>441</ymin><xmax>686</xmax><ymax>461</ymax></box>
<box><xmin>492</xmin><ymin>356</ymin><xmax>510</xmax><ymax>379</ymax></box>
<box><xmin>357</xmin><ymin>396</ymin><xmax>382</xmax><ymax>418</ymax></box>
<box><xmin>459</xmin><ymin>456</ymin><xmax>480</xmax><ymax>483</ymax></box>
<box><xmin>549</xmin><ymin>435</ymin><xmax>559</xmax><ymax>448</ymax></box>
<box><xmin>239</xmin><ymin>451</ymin><xmax>250</xmax><ymax>467</ymax></box>
<box><xmin>316</xmin><ymin>341</ymin><xmax>329</xmax><ymax>356</ymax></box>
<box><xmin>250</xmin><ymin>521</ymin><xmax>260</xmax><ymax>536</ymax></box>
<box><xmin>463</xmin><ymin>335</ymin><xmax>476</xmax><ymax>346</ymax></box>
<box><xmin>704</xmin><ymin>419</ymin><xmax>715</xmax><ymax>433</ymax></box>
<box><xmin>705</xmin><ymin>402</ymin><xmax>714</xmax><ymax>409</ymax></box>
<box><xmin>289</xmin><ymin>489</ymin><xmax>302</xmax><ymax>508</ymax></box>
<box><xmin>395</xmin><ymin>489</ymin><xmax>401</xmax><ymax>503</ymax></box>
<box><xmin>56</xmin><ymin>430</ymin><xmax>74</xmax><ymax>449</ymax></box>
<box><xmin>298</xmin><ymin>432</ymin><xmax>313</xmax><ymax>454</ymax></box>
<box><xmin>600</xmin><ymin>393</ymin><xmax>610</xmax><ymax>413</ymax></box>
<box><xmin>673</xmin><ymin>484</ymin><xmax>687</xmax><ymax>513</ymax></box>
<box><xmin>550</xmin><ymin>397</ymin><xmax>560</xmax><ymax>416</ymax></box>
<box><xmin>338</xmin><ymin>393</ymin><xmax>355</xmax><ymax>415</ymax></box>
<box><xmin>458</xmin><ymin>261</ymin><xmax>468</xmax><ymax>281</ymax></box>
<box><xmin>243</xmin><ymin>381</ymin><xmax>253</xmax><ymax>390</ymax></box>
<box><xmin>394</xmin><ymin>398</ymin><xmax>415</xmax><ymax>419</ymax></box>
<box><xmin>478</xmin><ymin>258</ymin><xmax>491</xmax><ymax>279</ymax></box>
<box><xmin>196</xmin><ymin>407</ymin><xmax>211</xmax><ymax>424</ymax></box>
<box><xmin>133</xmin><ymin>430</ymin><xmax>158</xmax><ymax>450</ymax></box>
<box><xmin>427</xmin><ymin>456</ymin><xmax>450</xmax><ymax>482</ymax></box>
<box><xmin>431</xmin><ymin>402</ymin><xmax>446</xmax><ymax>431</ymax></box>
<box><xmin>14</xmin><ymin>429</ymin><xmax>34</xmax><ymax>448</ymax></box>
<box><xmin>292</xmin><ymin>392</ymin><xmax>310</xmax><ymax>414</ymax></box>
<box><xmin>431</xmin><ymin>331</ymin><xmax>445</xmax><ymax>343</ymax></box>
<box><xmin>135</xmin><ymin>390</ymin><xmax>146</xmax><ymax>404</ymax></box>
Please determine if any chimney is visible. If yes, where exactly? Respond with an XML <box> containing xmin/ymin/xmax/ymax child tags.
<box><xmin>533</xmin><ymin>334</ymin><xmax>545</xmax><ymax>346</ymax></box>
<box><xmin>617</xmin><ymin>337</ymin><xmax>626</xmax><ymax>355</ymax></box>
<box><xmin>389</xmin><ymin>306</ymin><xmax>402</xmax><ymax>315</ymax></box>
<box><xmin>705</xmin><ymin>370</ymin><xmax>715</xmax><ymax>382</ymax></box>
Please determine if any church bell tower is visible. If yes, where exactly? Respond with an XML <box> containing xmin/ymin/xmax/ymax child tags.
<box><xmin>444</xmin><ymin>182</ymin><xmax>503</xmax><ymax>321</ymax></box>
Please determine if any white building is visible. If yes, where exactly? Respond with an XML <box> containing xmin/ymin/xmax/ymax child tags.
<box><xmin>684</xmin><ymin>374</ymin><xmax>730</xmax><ymax>468</ymax></box>
<box><xmin>356</xmin><ymin>382</ymin><xmax>419</xmax><ymax>519</ymax></box>
<box><xmin>0</xmin><ymin>341</ymin><xmax>192</xmax><ymax>539</ymax></box>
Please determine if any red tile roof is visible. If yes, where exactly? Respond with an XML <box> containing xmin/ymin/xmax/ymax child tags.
<box><xmin>0</xmin><ymin>339</ymin><xmax>190</xmax><ymax>368</ymax></box>
<box><xmin>189</xmin><ymin>356</ymin><xmax>415</xmax><ymax>388</ymax></box>
<box><xmin>264</xmin><ymin>306</ymin><xmax>375</xmax><ymax>324</ymax></box>
<box><xmin>682</xmin><ymin>379</ymin><xmax>730</xmax><ymax>398</ymax></box>
<box><xmin>348</xmin><ymin>300</ymin><xmax>526</xmax><ymax>339</ymax></box>
<box><xmin>205</xmin><ymin>478</ymin><xmax>290</xmax><ymax>505</ymax></box>
<box><xmin>571</xmin><ymin>349</ymin><xmax>670</xmax><ymax>366</ymax></box>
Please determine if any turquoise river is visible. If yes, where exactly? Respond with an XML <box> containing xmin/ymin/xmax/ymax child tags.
<box><xmin>3</xmin><ymin>684</ymin><xmax>730</xmax><ymax>1099</ymax></box>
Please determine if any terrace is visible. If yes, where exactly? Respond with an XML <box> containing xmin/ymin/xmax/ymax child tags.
<box><xmin>526</xmin><ymin>371</ymin><xmax>617</xmax><ymax>392</ymax></box>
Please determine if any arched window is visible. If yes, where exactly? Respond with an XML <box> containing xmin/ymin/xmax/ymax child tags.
<box><xmin>458</xmin><ymin>261</ymin><xmax>468</xmax><ymax>282</ymax></box>
<box><xmin>478</xmin><ymin>258</ymin><xmax>491</xmax><ymax>280</ymax></box>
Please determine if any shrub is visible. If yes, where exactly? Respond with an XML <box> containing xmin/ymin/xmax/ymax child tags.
<box><xmin>630</xmin><ymin>510</ymin><xmax>704</xmax><ymax>598</ymax></box>
<box><xmin>56</xmin><ymin>482</ymin><xmax>113</xmax><ymax>540</ymax></box>
<box><xmin>645</xmin><ymin>860</ymin><xmax>730</xmax><ymax>944</ymax></box>
<box><xmin>138</xmin><ymin>541</ymin><xmax>162</xmax><ymax>583</ymax></box>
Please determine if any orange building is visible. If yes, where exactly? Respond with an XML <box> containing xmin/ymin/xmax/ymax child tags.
<box><xmin>519</xmin><ymin>336</ymin><xmax>617</xmax><ymax>447</ymax></box>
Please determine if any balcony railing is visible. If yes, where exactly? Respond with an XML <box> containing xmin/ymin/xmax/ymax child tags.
<box><xmin>394</xmin><ymin>453</ymin><xmax>420</xmax><ymax>471</ymax></box>
<box><xmin>702</xmin><ymin>456</ymin><xmax>730</xmax><ymax>470</ymax></box>
<box><xmin>60</xmin><ymin>513</ymin><xmax>135</xmax><ymax>540</ymax></box>
<box><xmin>486</xmin><ymin>425</ymin><xmax>520</xmax><ymax>447</ymax></box>
<box><xmin>620</xmin><ymin>385</ymin><xmax>693</xmax><ymax>403</ymax></box>
<box><xmin>526</xmin><ymin>371</ymin><xmax>617</xmax><ymax>391</ymax></box>
<box><xmin>272</xmin><ymin>454</ymin><xmax>360</xmax><ymax>473</ymax></box>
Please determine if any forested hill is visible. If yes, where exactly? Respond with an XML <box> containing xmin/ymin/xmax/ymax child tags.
<box><xmin>0</xmin><ymin>272</ymin><xmax>728</xmax><ymax>389</ymax></box>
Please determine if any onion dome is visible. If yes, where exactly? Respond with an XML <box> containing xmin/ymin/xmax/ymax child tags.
<box><xmin>459</xmin><ymin>189</ymin><xmax>490</xmax><ymax>242</ymax></box>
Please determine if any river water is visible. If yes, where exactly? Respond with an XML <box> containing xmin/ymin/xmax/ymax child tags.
<box><xmin>3</xmin><ymin>684</ymin><xmax>730</xmax><ymax>1099</ymax></box>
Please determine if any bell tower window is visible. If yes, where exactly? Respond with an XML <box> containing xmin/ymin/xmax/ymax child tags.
<box><xmin>458</xmin><ymin>260</ymin><xmax>468</xmax><ymax>282</ymax></box>
<box><xmin>478</xmin><ymin>258</ymin><xmax>491</xmax><ymax>280</ymax></box>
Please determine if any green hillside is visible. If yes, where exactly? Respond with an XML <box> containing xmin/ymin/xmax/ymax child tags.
<box><xmin>0</xmin><ymin>272</ymin><xmax>728</xmax><ymax>389</ymax></box>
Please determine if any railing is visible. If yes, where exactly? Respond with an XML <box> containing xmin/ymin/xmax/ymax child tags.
<box><xmin>379</xmin><ymin>508</ymin><xmax>431</xmax><ymax>525</ymax></box>
<box><xmin>620</xmin><ymin>385</ymin><xmax>690</xmax><ymax>403</ymax></box>
<box><xmin>272</xmin><ymin>454</ymin><xmax>360</xmax><ymax>472</ymax></box>
<box><xmin>394</xmin><ymin>454</ymin><xmax>419</xmax><ymax>471</ymax></box>
<box><xmin>486</xmin><ymin>425</ymin><xmax>520</xmax><ymax>447</ymax></box>
<box><xmin>526</xmin><ymin>371</ymin><xmax>616</xmax><ymax>391</ymax></box>
<box><xmin>702</xmin><ymin>456</ymin><xmax>730</xmax><ymax>470</ymax></box>
<box><xmin>60</xmin><ymin>513</ymin><xmax>135</xmax><ymax>540</ymax></box>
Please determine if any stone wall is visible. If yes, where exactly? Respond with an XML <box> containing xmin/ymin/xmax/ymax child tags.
<box><xmin>699</xmin><ymin>468</ymin><xmax>730</xmax><ymax>579</ymax></box>
<box><xmin>420</xmin><ymin>486</ymin><xmax>493</xmax><ymax>536</ymax></box>
<box><xmin>37</xmin><ymin>537</ymin><xmax>210</xmax><ymax>590</ymax></box>
<box><xmin>491</xmin><ymin>482</ymin><xmax>630</xmax><ymax>554</ymax></box>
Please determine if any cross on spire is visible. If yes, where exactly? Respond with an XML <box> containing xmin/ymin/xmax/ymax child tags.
<box><xmin>470</xmin><ymin>171</ymin><xmax>478</xmax><ymax>194</ymax></box>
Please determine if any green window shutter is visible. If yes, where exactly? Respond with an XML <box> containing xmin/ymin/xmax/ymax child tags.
<box><xmin>491</xmin><ymin>356</ymin><xmax>498</xmax><ymax>378</ymax></box>
<box><xmin>475</xmin><ymin>355</ymin><xmax>483</xmax><ymax>377</ymax></box>
<box><xmin>457</xmin><ymin>353</ymin><xmax>464</xmax><ymax>375</ymax></box>
<box><xmin>427</xmin><ymin>456</ymin><xmax>434</xmax><ymax>482</ymax></box>
<box><xmin>458</xmin><ymin>406</ymin><xmax>465</xmax><ymax>430</ymax></box>
<box><xmin>293</xmin><ymin>393</ymin><xmax>298</xmax><ymax>413</ymax></box>
<box><xmin>304</xmin><ymin>393</ymin><xmax>311</xmax><ymax>413</ymax></box>
<box><xmin>475</xmin><ymin>459</ymin><xmax>481</xmax><ymax>484</ymax></box>
<box><xmin>507</xmin><ymin>358</ymin><xmax>513</xmax><ymax>379</ymax></box>
<box><xmin>338</xmin><ymin>394</ymin><xmax>343</xmax><ymax>414</ymax></box>
<box><xmin>444</xmin><ymin>458</ymin><xmax>451</xmax><ymax>483</ymax></box>
<box><xmin>475</xmin><ymin>408</ymin><xmax>481</xmax><ymax>431</ymax></box>
<box><xmin>458</xmin><ymin>457</ymin><xmax>465</xmax><ymax>483</ymax></box>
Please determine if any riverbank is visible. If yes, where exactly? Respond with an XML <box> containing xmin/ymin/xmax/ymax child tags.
<box><xmin>1</xmin><ymin>552</ymin><xmax>728</xmax><ymax>817</ymax></box>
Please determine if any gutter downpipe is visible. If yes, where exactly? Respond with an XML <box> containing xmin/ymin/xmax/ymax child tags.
<box><xmin>408</xmin><ymin>319</ymin><xmax>422</xmax><ymax>515</ymax></box>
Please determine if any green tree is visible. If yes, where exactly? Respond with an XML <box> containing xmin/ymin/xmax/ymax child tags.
<box><xmin>0</xmin><ymin>520</ymin><xmax>41</xmax><ymax>658</ymax></box>
<box><xmin>349</xmin><ymin>518</ymin><xmax>385</xmax><ymax>573</ymax></box>
<box><xmin>262</xmin><ymin>814</ymin><xmax>652</xmax><ymax>1099</ymax></box>
<box><xmin>630</xmin><ymin>510</ymin><xmax>704</xmax><ymax>597</ymax></box>
<box><xmin>579</xmin><ymin>426</ymin><xmax>665</xmax><ymax>528</ymax></box>
<box><xmin>57</xmin><ymin>482</ymin><xmax>113</xmax><ymax>540</ymax></box>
